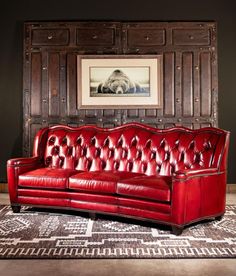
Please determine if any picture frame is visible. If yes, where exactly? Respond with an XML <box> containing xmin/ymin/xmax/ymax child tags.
<box><xmin>77</xmin><ymin>55</ymin><xmax>163</xmax><ymax>109</ymax></box>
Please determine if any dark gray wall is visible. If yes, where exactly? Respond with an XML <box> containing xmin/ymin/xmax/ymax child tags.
<box><xmin>0</xmin><ymin>0</ymin><xmax>235</xmax><ymax>183</ymax></box>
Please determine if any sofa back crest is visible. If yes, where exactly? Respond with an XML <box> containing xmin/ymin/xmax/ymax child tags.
<box><xmin>33</xmin><ymin>123</ymin><xmax>228</xmax><ymax>176</ymax></box>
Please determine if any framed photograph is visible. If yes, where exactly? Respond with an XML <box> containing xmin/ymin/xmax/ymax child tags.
<box><xmin>77</xmin><ymin>55</ymin><xmax>163</xmax><ymax>109</ymax></box>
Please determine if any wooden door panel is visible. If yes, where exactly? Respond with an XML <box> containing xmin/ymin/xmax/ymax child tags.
<box><xmin>30</xmin><ymin>53</ymin><xmax>42</xmax><ymax>116</ymax></box>
<box><xmin>164</xmin><ymin>52</ymin><xmax>175</xmax><ymax>117</ymax></box>
<box><xmin>200</xmin><ymin>52</ymin><xmax>212</xmax><ymax>116</ymax></box>
<box><xmin>23</xmin><ymin>21</ymin><xmax>218</xmax><ymax>156</ymax></box>
<box><xmin>48</xmin><ymin>53</ymin><xmax>60</xmax><ymax>117</ymax></box>
<box><xmin>182</xmin><ymin>52</ymin><xmax>193</xmax><ymax>117</ymax></box>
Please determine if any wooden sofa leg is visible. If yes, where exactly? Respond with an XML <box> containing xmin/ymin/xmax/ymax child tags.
<box><xmin>172</xmin><ymin>226</ymin><xmax>184</xmax><ymax>235</ymax></box>
<box><xmin>11</xmin><ymin>205</ymin><xmax>21</xmax><ymax>213</ymax></box>
<box><xmin>89</xmin><ymin>213</ymin><xmax>97</xmax><ymax>220</ymax></box>
<box><xmin>216</xmin><ymin>215</ymin><xmax>223</xmax><ymax>221</ymax></box>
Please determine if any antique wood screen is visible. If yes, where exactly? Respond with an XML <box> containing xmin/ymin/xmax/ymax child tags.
<box><xmin>23</xmin><ymin>21</ymin><xmax>217</xmax><ymax>156</ymax></box>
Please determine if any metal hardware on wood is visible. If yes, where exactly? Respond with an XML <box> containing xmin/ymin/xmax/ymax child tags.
<box><xmin>177</xmin><ymin>118</ymin><xmax>182</xmax><ymax>122</ymax></box>
<box><xmin>23</xmin><ymin>21</ymin><xmax>218</xmax><ymax>155</ymax></box>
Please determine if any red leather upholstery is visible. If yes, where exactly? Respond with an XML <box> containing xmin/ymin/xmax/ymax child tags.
<box><xmin>19</xmin><ymin>168</ymin><xmax>78</xmax><ymax>189</ymax></box>
<box><xmin>117</xmin><ymin>175</ymin><xmax>172</xmax><ymax>202</ymax></box>
<box><xmin>69</xmin><ymin>171</ymin><xmax>143</xmax><ymax>194</ymax></box>
<box><xmin>7</xmin><ymin>123</ymin><xmax>230</xmax><ymax>234</ymax></box>
<box><xmin>43</xmin><ymin>126</ymin><xmax>223</xmax><ymax>175</ymax></box>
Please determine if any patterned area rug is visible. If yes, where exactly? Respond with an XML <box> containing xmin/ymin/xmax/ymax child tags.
<box><xmin>0</xmin><ymin>205</ymin><xmax>235</xmax><ymax>259</ymax></box>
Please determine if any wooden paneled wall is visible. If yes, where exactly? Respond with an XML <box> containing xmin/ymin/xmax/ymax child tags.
<box><xmin>23</xmin><ymin>21</ymin><xmax>218</xmax><ymax>156</ymax></box>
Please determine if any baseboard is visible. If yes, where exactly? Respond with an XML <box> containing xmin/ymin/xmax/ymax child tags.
<box><xmin>1</xmin><ymin>183</ymin><xmax>236</xmax><ymax>193</ymax></box>
<box><xmin>227</xmin><ymin>184</ymin><xmax>236</xmax><ymax>193</ymax></box>
<box><xmin>0</xmin><ymin>183</ymin><xmax>8</xmax><ymax>193</ymax></box>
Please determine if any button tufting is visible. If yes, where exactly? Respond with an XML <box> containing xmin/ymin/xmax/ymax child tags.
<box><xmin>136</xmin><ymin>150</ymin><xmax>142</xmax><ymax>159</ymax></box>
<box><xmin>189</xmin><ymin>141</ymin><xmax>195</xmax><ymax>149</ymax></box>
<box><xmin>104</xmin><ymin>138</ymin><xmax>110</xmax><ymax>147</ymax></box>
<box><xmin>67</xmin><ymin>147</ymin><xmax>73</xmax><ymax>156</ymax></box>
<box><xmin>86</xmin><ymin>159</ymin><xmax>92</xmax><ymax>170</ymax></box>
<box><xmin>146</xmin><ymin>140</ymin><xmax>151</xmax><ymax>148</ymax></box>
<box><xmin>131</xmin><ymin>137</ymin><xmax>137</xmax><ymax>147</ymax></box>
<box><xmin>48</xmin><ymin>136</ymin><xmax>55</xmax><ymax>145</ymax></box>
<box><xmin>151</xmin><ymin>151</ymin><xmax>156</xmax><ymax>159</ymax></box>
<box><xmin>101</xmin><ymin>160</ymin><xmax>106</xmax><ymax>169</ymax></box>
<box><xmin>91</xmin><ymin>137</ymin><xmax>96</xmax><ymax>146</ymax></box>
<box><xmin>122</xmin><ymin>149</ymin><xmax>128</xmax><ymax>158</ymax></box>
<box><xmin>95</xmin><ymin>148</ymin><xmax>101</xmax><ymax>157</ymax></box>
<box><xmin>160</xmin><ymin>139</ymin><xmax>165</xmax><ymax>148</ymax></box>
<box><xmin>52</xmin><ymin>146</ymin><xmax>59</xmax><ymax>155</ymax></box>
<box><xmin>165</xmin><ymin>152</ymin><xmax>170</xmax><ymax>161</ymax></box>
<box><xmin>45</xmin><ymin>156</ymin><xmax>52</xmax><ymax>166</ymax></box>
<box><xmin>61</xmin><ymin>137</ymin><xmax>67</xmax><ymax>145</ymax></box>
<box><xmin>142</xmin><ymin>162</ymin><xmax>147</xmax><ymax>173</ymax></box>
<box><xmin>43</xmin><ymin>125</ymin><xmax>222</xmax><ymax>175</ymax></box>
<box><xmin>76</xmin><ymin>137</ymin><xmax>82</xmax><ymax>145</ymax></box>
<box><xmin>109</xmin><ymin>148</ymin><xmax>114</xmax><ymax>158</ymax></box>
<box><xmin>128</xmin><ymin>161</ymin><xmax>133</xmax><ymax>171</ymax></box>
<box><xmin>59</xmin><ymin>157</ymin><xmax>64</xmax><ymax>167</ymax></box>
<box><xmin>82</xmin><ymin>147</ymin><xmax>87</xmax><ymax>156</ymax></box>
<box><xmin>114</xmin><ymin>161</ymin><xmax>120</xmax><ymax>170</ymax></box>
<box><xmin>117</xmin><ymin>137</ymin><xmax>123</xmax><ymax>147</ymax></box>
<box><xmin>180</xmin><ymin>151</ymin><xmax>185</xmax><ymax>161</ymax></box>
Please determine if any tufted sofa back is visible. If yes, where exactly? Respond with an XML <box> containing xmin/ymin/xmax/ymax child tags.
<box><xmin>33</xmin><ymin>123</ymin><xmax>229</xmax><ymax>176</ymax></box>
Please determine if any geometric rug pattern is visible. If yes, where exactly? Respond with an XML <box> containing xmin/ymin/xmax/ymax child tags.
<box><xmin>0</xmin><ymin>205</ymin><xmax>235</xmax><ymax>259</ymax></box>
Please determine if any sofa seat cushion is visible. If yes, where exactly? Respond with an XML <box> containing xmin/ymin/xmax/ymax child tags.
<box><xmin>18</xmin><ymin>168</ymin><xmax>78</xmax><ymax>190</ymax></box>
<box><xmin>117</xmin><ymin>175</ymin><xmax>172</xmax><ymax>202</ymax></box>
<box><xmin>69</xmin><ymin>171</ymin><xmax>143</xmax><ymax>194</ymax></box>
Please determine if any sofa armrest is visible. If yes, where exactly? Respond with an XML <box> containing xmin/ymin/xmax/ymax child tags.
<box><xmin>7</xmin><ymin>156</ymin><xmax>44</xmax><ymax>204</ymax></box>
<box><xmin>7</xmin><ymin>156</ymin><xmax>42</xmax><ymax>167</ymax></box>
<box><xmin>172</xmin><ymin>167</ymin><xmax>221</xmax><ymax>180</ymax></box>
<box><xmin>171</xmin><ymin>168</ymin><xmax>227</xmax><ymax>225</ymax></box>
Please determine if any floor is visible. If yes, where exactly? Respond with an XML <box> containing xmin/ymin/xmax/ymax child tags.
<box><xmin>0</xmin><ymin>193</ymin><xmax>235</xmax><ymax>276</ymax></box>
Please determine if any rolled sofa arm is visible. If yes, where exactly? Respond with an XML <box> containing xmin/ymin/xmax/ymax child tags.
<box><xmin>173</xmin><ymin>167</ymin><xmax>221</xmax><ymax>180</ymax></box>
<box><xmin>7</xmin><ymin>156</ymin><xmax>43</xmax><ymax>203</ymax></box>
<box><xmin>7</xmin><ymin>156</ymin><xmax>42</xmax><ymax>167</ymax></box>
<box><xmin>171</xmin><ymin>167</ymin><xmax>227</xmax><ymax>225</ymax></box>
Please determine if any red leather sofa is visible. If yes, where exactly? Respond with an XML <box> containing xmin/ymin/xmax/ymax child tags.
<box><xmin>7</xmin><ymin>123</ymin><xmax>230</xmax><ymax>235</ymax></box>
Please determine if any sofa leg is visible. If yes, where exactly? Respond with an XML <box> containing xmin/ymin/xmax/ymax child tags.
<box><xmin>89</xmin><ymin>213</ymin><xmax>97</xmax><ymax>220</ymax></box>
<box><xmin>11</xmin><ymin>205</ymin><xmax>21</xmax><ymax>213</ymax></box>
<box><xmin>172</xmin><ymin>226</ymin><xmax>183</xmax><ymax>235</ymax></box>
<box><xmin>216</xmin><ymin>215</ymin><xmax>223</xmax><ymax>221</ymax></box>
